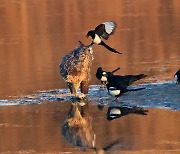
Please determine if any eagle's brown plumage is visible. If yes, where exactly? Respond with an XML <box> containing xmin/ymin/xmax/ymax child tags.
<box><xmin>59</xmin><ymin>41</ymin><xmax>93</xmax><ymax>95</ymax></box>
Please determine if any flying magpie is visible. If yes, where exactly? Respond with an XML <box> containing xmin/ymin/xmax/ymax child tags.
<box><xmin>86</xmin><ymin>21</ymin><xmax>122</xmax><ymax>54</ymax></box>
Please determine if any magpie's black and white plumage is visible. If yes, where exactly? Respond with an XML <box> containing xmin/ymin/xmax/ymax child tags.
<box><xmin>107</xmin><ymin>74</ymin><xmax>147</xmax><ymax>88</ymax></box>
<box><xmin>106</xmin><ymin>74</ymin><xmax>147</xmax><ymax>98</ymax></box>
<box><xmin>107</xmin><ymin>106</ymin><xmax>148</xmax><ymax>121</ymax></box>
<box><xmin>174</xmin><ymin>69</ymin><xmax>180</xmax><ymax>83</ymax></box>
<box><xmin>86</xmin><ymin>21</ymin><xmax>122</xmax><ymax>54</ymax></box>
<box><xmin>96</xmin><ymin>67</ymin><xmax>120</xmax><ymax>85</ymax></box>
<box><xmin>107</xmin><ymin>84</ymin><xmax>145</xmax><ymax>99</ymax></box>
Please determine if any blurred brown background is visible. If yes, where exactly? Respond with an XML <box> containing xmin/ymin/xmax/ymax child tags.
<box><xmin>0</xmin><ymin>0</ymin><xmax>180</xmax><ymax>98</ymax></box>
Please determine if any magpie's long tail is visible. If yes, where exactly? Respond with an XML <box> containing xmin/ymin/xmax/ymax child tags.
<box><xmin>134</xmin><ymin>74</ymin><xmax>147</xmax><ymax>80</ymax></box>
<box><xmin>99</xmin><ymin>41</ymin><xmax>122</xmax><ymax>54</ymax></box>
<box><xmin>130</xmin><ymin>106</ymin><xmax>148</xmax><ymax>115</ymax></box>
<box><xmin>127</xmin><ymin>74</ymin><xmax>147</xmax><ymax>85</ymax></box>
<box><xmin>111</xmin><ymin>67</ymin><xmax>120</xmax><ymax>74</ymax></box>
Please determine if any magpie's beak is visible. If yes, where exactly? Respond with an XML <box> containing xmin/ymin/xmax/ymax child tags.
<box><xmin>86</xmin><ymin>34</ymin><xmax>89</xmax><ymax>38</ymax></box>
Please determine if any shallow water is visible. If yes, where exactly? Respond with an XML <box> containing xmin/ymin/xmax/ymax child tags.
<box><xmin>0</xmin><ymin>81</ymin><xmax>179</xmax><ymax>153</ymax></box>
<box><xmin>0</xmin><ymin>0</ymin><xmax>180</xmax><ymax>153</ymax></box>
<box><xmin>0</xmin><ymin>101</ymin><xmax>180</xmax><ymax>153</ymax></box>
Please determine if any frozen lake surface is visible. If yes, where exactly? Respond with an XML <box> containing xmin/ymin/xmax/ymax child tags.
<box><xmin>1</xmin><ymin>81</ymin><xmax>179</xmax><ymax>110</ymax></box>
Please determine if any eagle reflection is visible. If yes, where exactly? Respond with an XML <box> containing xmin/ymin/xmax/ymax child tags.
<box><xmin>61</xmin><ymin>98</ymin><xmax>96</xmax><ymax>149</ymax></box>
<box><xmin>61</xmin><ymin>98</ymin><xmax>121</xmax><ymax>153</ymax></box>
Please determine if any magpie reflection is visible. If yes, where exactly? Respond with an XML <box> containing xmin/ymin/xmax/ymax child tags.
<box><xmin>61</xmin><ymin>98</ymin><xmax>122</xmax><ymax>153</ymax></box>
<box><xmin>107</xmin><ymin>106</ymin><xmax>148</xmax><ymax>121</ymax></box>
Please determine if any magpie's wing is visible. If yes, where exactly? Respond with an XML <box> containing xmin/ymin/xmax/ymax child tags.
<box><xmin>106</xmin><ymin>72</ymin><xmax>114</xmax><ymax>77</ymax></box>
<box><xmin>107</xmin><ymin>76</ymin><xmax>128</xmax><ymax>91</ymax></box>
<box><xmin>95</xmin><ymin>21</ymin><xmax>117</xmax><ymax>40</ymax></box>
<box><xmin>108</xmin><ymin>76</ymin><xmax>129</xmax><ymax>88</ymax></box>
<box><xmin>103</xmin><ymin>21</ymin><xmax>117</xmax><ymax>35</ymax></box>
<box><xmin>94</xmin><ymin>24</ymin><xmax>106</xmax><ymax>37</ymax></box>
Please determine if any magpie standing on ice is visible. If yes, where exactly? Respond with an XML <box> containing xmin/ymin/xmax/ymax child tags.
<box><xmin>174</xmin><ymin>69</ymin><xmax>180</xmax><ymax>83</ymax></box>
<box><xmin>96</xmin><ymin>67</ymin><xmax>120</xmax><ymax>85</ymax></box>
<box><xmin>107</xmin><ymin>74</ymin><xmax>147</xmax><ymax>88</ymax></box>
<box><xmin>106</xmin><ymin>74</ymin><xmax>147</xmax><ymax>99</ymax></box>
<box><xmin>107</xmin><ymin>83</ymin><xmax>146</xmax><ymax>99</ymax></box>
<box><xmin>107</xmin><ymin>106</ymin><xmax>148</xmax><ymax>121</ymax></box>
<box><xmin>86</xmin><ymin>21</ymin><xmax>122</xmax><ymax>54</ymax></box>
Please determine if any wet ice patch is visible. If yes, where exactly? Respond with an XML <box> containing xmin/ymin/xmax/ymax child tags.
<box><xmin>0</xmin><ymin>82</ymin><xmax>180</xmax><ymax>110</ymax></box>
